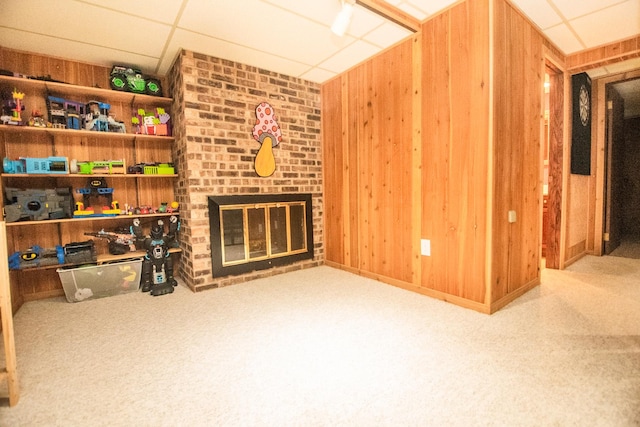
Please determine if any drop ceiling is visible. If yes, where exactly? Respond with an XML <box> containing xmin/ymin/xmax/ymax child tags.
<box><xmin>1</xmin><ymin>0</ymin><xmax>639</xmax><ymax>85</ymax></box>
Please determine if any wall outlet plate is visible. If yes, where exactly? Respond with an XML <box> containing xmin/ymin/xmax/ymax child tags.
<box><xmin>421</xmin><ymin>239</ymin><xmax>431</xmax><ymax>256</ymax></box>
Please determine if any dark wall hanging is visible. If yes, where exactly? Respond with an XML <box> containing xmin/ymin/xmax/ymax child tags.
<box><xmin>570</xmin><ymin>72</ymin><xmax>592</xmax><ymax>175</ymax></box>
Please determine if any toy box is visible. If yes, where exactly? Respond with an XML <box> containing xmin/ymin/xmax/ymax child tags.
<box><xmin>57</xmin><ymin>259</ymin><xmax>142</xmax><ymax>303</ymax></box>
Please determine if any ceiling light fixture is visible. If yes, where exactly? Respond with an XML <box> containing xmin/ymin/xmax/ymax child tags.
<box><xmin>331</xmin><ymin>0</ymin><xmax>356</xmax><ymax>37</ymax></box>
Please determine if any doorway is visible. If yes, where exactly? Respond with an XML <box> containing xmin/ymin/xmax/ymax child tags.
<box><xmin>603</xmin><ymin>77</ymin><xmax>640</xmax><ymax>259</ymax></box>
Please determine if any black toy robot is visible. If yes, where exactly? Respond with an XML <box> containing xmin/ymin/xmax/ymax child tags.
<box><xmin>131</xmin><ymin>215</ymin><xmax>180</xmax><ymax>296</ymax></box>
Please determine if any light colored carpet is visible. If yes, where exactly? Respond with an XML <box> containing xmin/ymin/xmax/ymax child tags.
<box><xmin>0</xmin><ymin>257</ymin><xmax>639</xmax><ymax>426</ymax></box>
<box><xmin>609</xmin><ymin>238</ymin><xmax>640</xmax><ymax>259</ymax></box>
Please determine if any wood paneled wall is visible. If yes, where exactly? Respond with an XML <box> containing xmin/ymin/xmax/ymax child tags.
<box><xmin>322</xmin><ymin>39</ymin><xmax>416</xmax><ymax>284</ymax></box>
<box><xmin>420</xmin><ymin>0</ymin><xmax>490</xmax><ymax>305</ymax></box>
<box><xmin>491</xmin><ymin>0</ymin><xmax>545</xmax><ymax>303</ymax></box>
<box><xmin>323</xmin><ymin>0</ymin><xmax>552</xmax><ymax>313</ymax></box>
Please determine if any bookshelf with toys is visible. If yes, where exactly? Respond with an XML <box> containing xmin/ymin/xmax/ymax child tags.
<box><xmin>0</xmin><ymin>48</ymin><xmax>181</xmax><ymax>305</ymax></box>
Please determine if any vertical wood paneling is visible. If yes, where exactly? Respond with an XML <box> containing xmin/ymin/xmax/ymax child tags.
<box><xmin>322</xmin><ymin>0</ymin><xmax>549</xmax><ymax>312</ymax></box>
<box><xmin>421</xmin><ymin>0</ymin><xmax>490</xmax><ymax>303</ymax></box>
<box><xmin>321</xmin><ymin>77</ymin><xmax>345</xmax><ymax>264</ymax></box>
<box><xmin>491</xmin><ymin>0</ymin><xmax>544</xmax><ymax>302</ymax></box>
<box><xmin>323</xmin><ymin>40</ymin><xmax>415</xmax><ymax>284</ymax></box>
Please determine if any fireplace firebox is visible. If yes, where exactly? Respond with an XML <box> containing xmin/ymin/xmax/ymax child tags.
<box><xmin>208</xmin><ymin>194</ymin><xmax>314</xmax><ymax>277</ymax></box>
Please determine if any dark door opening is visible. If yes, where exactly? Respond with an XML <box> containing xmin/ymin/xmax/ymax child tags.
<box><xmin>604</xmin><ymin>77</ymin><xmax>640</xmax><ymax>259</ymax></box>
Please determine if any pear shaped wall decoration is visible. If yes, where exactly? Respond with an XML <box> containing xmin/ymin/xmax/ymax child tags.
<box><xmin>252</xmin><ymin>102</ymin><xmax>282</xmax><ymax>177</ymax></box>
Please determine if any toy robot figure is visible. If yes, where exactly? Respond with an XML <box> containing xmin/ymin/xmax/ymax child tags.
<box><xmin>131</xmin><ymin>215</ymin><xmax>180</xmax><ymax>296</ymax></box>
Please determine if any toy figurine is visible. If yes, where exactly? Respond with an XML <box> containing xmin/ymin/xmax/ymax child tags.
<box><xmin>131</xmin><ymin>215</ymin><xmax>180</xmax><ymax>296</ymax></box>
<box><xmin>1</xmin><ymin>89</ymin><xmax>26</xmax><ymax>125</ymax></box>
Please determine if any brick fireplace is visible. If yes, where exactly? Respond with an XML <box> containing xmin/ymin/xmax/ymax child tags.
<box><xmin>167</xmin><ymin>50</ymin><xmax>323</xmax><ymax>292</ymax></box>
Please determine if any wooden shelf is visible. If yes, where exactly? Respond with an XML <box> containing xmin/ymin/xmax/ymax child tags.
<box><xmin>0</xmin><ymin>75</ymin><xmax>172</xmax><ymax>106</ymax></box>
<box><xmin>5</xmin><ymin>212</ymin><xmax>179</xmax><ymax>227</ymax></box>
<box><xmin>9</xmin><ymin>248</ymin><xmax>182</xmax><ymax>272</ymax></box>
<box><xmin>2</xmin><ymin>173</ymin><xmax>177</xmax><ymax>179</ymax></box>
<box><xmin>0</xmin><ymin>124</ymin><xmax>173</xmax><ymax>142</ymax></box>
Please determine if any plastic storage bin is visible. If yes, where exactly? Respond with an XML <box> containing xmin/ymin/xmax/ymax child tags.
<box><xmin>57</xmin><ymin>259</ymin><xmax>142</xmax><ymax>302</ymax></box>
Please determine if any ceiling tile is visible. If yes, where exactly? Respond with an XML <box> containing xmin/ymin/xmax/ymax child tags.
<box><xmin>347</xmin><ymin>5</ymin><xmax>387</xmax><ymax>37</ymax></box>
<box><xmin>569</xmin><ymin>0</ymin><xmax>640</xmax><ymax>48</ymax></box>
<box><xmin>260</xmin><ymin>0</ymin><xmax>341</xmax><ymax>26</ymax></box>
<box><xmin>316</xmin><ymin>40</ymin><xmax>381</xmax><ymax>73</ymax></box>
<box><xmin>0</xmin><ymin>0</ymin><xmax>171</xmax><ymax>58</ymax></box>
<box><xmin>363</xmin><ymin>22</ymin><xmax>413</xmax><ymax>48</ymax></box>
<box><xmin>586</xmin><ymin>67</ymin><xmax>609</xmax><ymax>78</ymax></box>
<box><xmin>79</xmin><ymin>0</ymin><xmax>185</xmax><ymax>24</ymax></box>
<box><xmin>405</xmin><ymin>0</ymin><xmax>458</xmax><ymax>15</ymax></box>
<box><xmin>396</xmin><ymin>3</ymin><xmax>429</xmax><ymax>20</ymax></box>
<box><xmin>550</xmin><ymin>0</ymin><xmax>625</xmax><ymax>20</ymax></box>
<box><xmin>300</xmin><ymin>67</ymin><xmax>337</xmax><ymax>83</ymax></box>
<box><xmin>509</xmin><ymin>0</ymin><xmax>563</xmax><ymax>29</ymax></box>
<box><xmin>178</xmin><ymin>0</ymin><xmax>354</xmax><ymax>67</ymax></box>
<box><xmin>0</xmin><ymin>28</ymin><xmax>159</xmax><ymax>76</ymax></box>
<box><xmin>543</xmin><ymin>24</ymin><xmax>585</xmax><ymax>53</ymax></box>
<box><xmin>603</xmin><ymin>56</ymin><xmax>640</xmax><ymax>74</ymax></box>
<box><xmin>156</xmin><ymin>28</ymin><xmax>313</xmax><ymax>78</ymax></box>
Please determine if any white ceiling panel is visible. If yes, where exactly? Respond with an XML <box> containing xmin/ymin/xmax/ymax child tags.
<box><xmin>602</xmin><ymin>57</ymin><xmax>640</xmax><ymax>74</ymax></box>
<box><xmin>543</xmin><ymin>24</ymin><xmax>585</xmax><ymax>54</ymax></box>
<box><xmin>0</xmin><ymin>28</ymin><xmax>159</xmax><ymax>75</ymax></box>
<box><xmin>159</xmin><ymin>28</ymin><xmax>314</xmax><ymax>78</ymax></box>
<box><xmin>363</xmin><ymin>22</ymin><xmax>413</xmax><ymax>48</ymax></box>
<box><xmin>317</xmin><ymin>40</ymin><xmax>381</xmax><ymax>74</ymax></box>
<box><xmin>395</xmin><ymin>3</ymin><xmax>429</xmax><ymax>20</ymax></box>
<box><xmin>1</xmin><ymin>0</ymin><xmax>639</xmax><ymax>83</ymax></box>
<box><xmin>551</xmin><ymin>0</ymin><xmax>627</xmax><ymax>20</ymax></box>
<box><xmin>300</xmin><ymin>67</ymin><xmax>338</xmax><ymax>84</ymax></box>
<box><xmin>261</xmin><ymin>0</ymin><xmax>341</xmax><ymax>25</ymax></box>
<box><xmin>405</xmin><ymin>0</ymin><xmax>459</xmax><ymax>15</ymax></box>
<box><xmin>0</xmin><ymin>0</ymin><xmax>172</xmax><ymax>58</ymax></box>
<box><xmin>345</xmin><ymin>5</ymin><xmax>388</xmax><ymax>37</ymax></box>
<box><xmin>79</xmin><ymin>0</ymin><xmax>185</xmax><ymax>24</ymax></box>
<box><xmin>569</xmin><ymin>0</ymin><xmax>640</xmax><ymax>48</ymax></box>
<box><xmin>509</xmin><ymin>0</ymin><xmax>563</xmax><ymax>30</ymax></box>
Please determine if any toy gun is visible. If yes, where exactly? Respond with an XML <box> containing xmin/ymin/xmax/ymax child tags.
<box><xmin>84</xmin><ymin>229</ymin><xmax>137</xmax><ymax>255</ymax></box>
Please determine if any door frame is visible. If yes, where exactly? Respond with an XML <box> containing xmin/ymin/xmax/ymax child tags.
<box><xmin>543</xmin><ymin>57</ymin><xmax>566</xmax><ymax>269</ymax></box>
<box><xmin>593</xmin><ymin>68</ymin><xmax>640</xmax><ymax>255</ymax></box>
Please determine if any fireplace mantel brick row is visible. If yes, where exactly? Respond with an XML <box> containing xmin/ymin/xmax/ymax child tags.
<box><xmin>168</xmin><ymin>50</ymin><xmax>324</xmax><ymax>292</ymax></box>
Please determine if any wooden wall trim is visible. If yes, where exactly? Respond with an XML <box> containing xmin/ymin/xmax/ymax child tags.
<box><xmin>485</xmin><ymin>0</ymin><xmax>495</xmax><ymax>306</ymax></box>
<box><xmin>356</xmin><ymin>0</ymin><xmax>421</xmax><ymax>32</ymax></box>
<box><xmin>567</xmin><ymin>36</ymin><xmax>640</xmax><ymax>73</ymax></box>
<box><xmin>325</xmin><ymin>260</ymin><xmax>491</xmax><ymax>314</ymax></box>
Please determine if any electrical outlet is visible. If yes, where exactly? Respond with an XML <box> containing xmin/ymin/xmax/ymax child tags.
<box><xmin>508</xmin><ymin>210</ymin><xmax>517</xmax><ymax>223</ymax></box>
<box><xmin>421</xmin><ymin>239</ymin><xmax>431</xmax><ymax>256</ymax></box>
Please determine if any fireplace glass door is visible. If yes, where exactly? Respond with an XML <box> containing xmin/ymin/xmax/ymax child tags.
<box><xmin>220</xmin><ymin>201</ymin><xmax>308</xmax><ymax>266</ymax></box>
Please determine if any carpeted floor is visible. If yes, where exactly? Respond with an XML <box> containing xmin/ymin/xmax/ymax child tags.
<box><xmin>0</xmin><ymin>256</ymin><xmax>639</xmax><ymax>426</ymax></box>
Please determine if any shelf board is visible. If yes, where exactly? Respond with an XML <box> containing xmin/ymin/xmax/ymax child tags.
<box><xmin>6</xmin><ymin>212</ymin><xmax>179</xmax><ymax>227</ymax></box>
<box><xmin>9</xmin><ymin>248</ymin><xmax>182</xmax><ymax>272</ymax></box>
<box><xmin>0</xmin><ymin>124</ymin><xmax>173</xmax><ymax>142</ymax></box>
<box><xmin>0</xmin><ymin>75</ymin><xmax>172</xmax><ymax>106</ymax></box>
<box><xmin>2</xmin><ymin>173</ymin><xmax>177</xmax><ymax>178</ymax></box>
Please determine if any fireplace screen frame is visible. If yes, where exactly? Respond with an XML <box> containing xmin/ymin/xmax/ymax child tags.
<box><xmin>208</xmin><ymin>194</ymin><xmax>314</xmax><ymax>277</ymax></box>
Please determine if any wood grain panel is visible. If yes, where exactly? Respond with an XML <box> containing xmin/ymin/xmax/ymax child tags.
<box><xmin>321</xmin><ymin>77</ymin><xmax>346</xmax><ymax>265</ymax></box>
<box><xmin>322</xmin><ymin>40</ymin><xmax>415</xmax><ymax>284</ymax></box>
<box><xmin>0</xmin><ymin>46</ymin><xmax>167</xmax><ymax>91</ymax></box>
<box><xmin>491</xmin><ymin>0</ymin><xmax>544</xmax><ymax>301</ymax></box>
<box><xmin>567</xmin><ymin>35</ymin><xmax>640</xmax><ymax>73</ymax></box>
<box><xmin>421</xmin><ymin>0</ymin><xmax>490</xmax><ymax>303</ymax></box>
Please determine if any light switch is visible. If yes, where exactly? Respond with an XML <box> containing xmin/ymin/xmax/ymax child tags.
<box><xmin>508</xmin><ymin>210</ymin><xmax>517</xmax><ymax>223</ymax></box>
